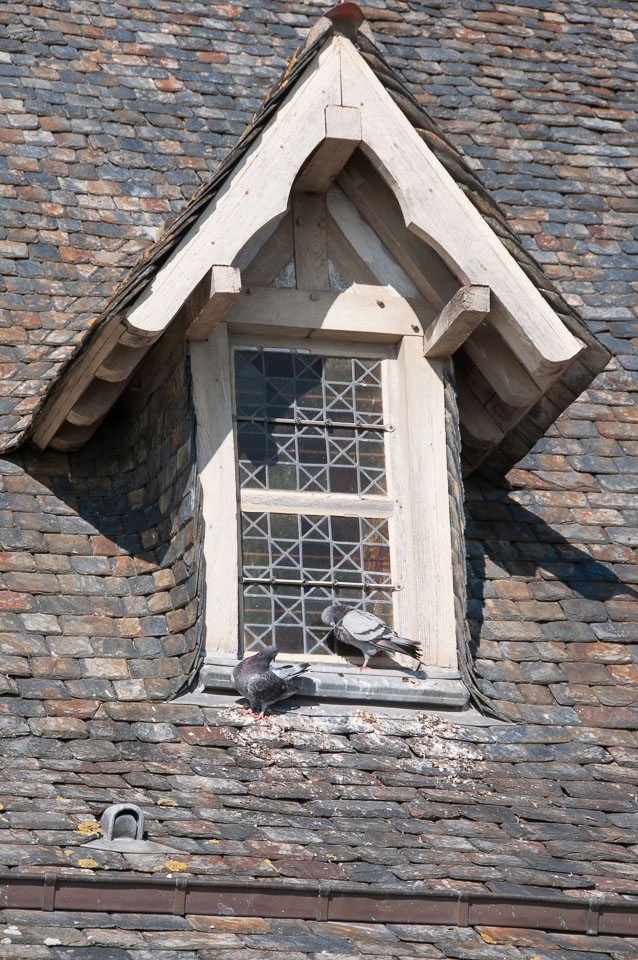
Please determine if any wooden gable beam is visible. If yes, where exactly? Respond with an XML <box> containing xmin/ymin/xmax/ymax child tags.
<box><xmin>243</xmin><ymin>214</ymin><xmax>294</xmax><ymax>287</ymax></box>
<box><xmin>295</xmin><ymin>104</ymin><xmax>361</xmax><ymax>193</ymax></box>
<box><xmin>326</xmin><ymin>183</ymin><xmax>421</xmax><ymax>298</ymax></box>
<box><xmin>31</xmin><ymin>315</ymin><xmax>129</xmax><ymax>450</ymax></box>
<box><xmin>292</xmin><ymin>192</ymin><xmax>330</xmax><ymax>291</ymax></box>
<box><xmin>187</xmin><ymin>266</ymin><xmax>242</xmax><ymax>341</ymax></box>
<box><xmin>225</xmin><ymin>285</ymin><xmax>433</xmax><ymax>341</ymax></box>
<box><xmin>337</xmin><ymin>154</ymin><xmax>456</xmax><ymax>310</ymax></box>
<box><xmin>125</xmin><ymin>40</ymin><xmax>342</xmax><ymax>339</ymax></box>
<box><xmin>338</xmin><ymin>38</ymin><xmax>583</xmax><ymax>379</ymax></box>
<box><xmin>462</xmin><ymin>310</ymin><xmax>542</xmax><ymax>407</ymax></box>
<box><xmin>456</xmin><ymin>378</ymin><xmax>506</xmax><ymax>450</ymax></box>
<box><xmin>424</xmin><ymin>284</ymin><xmax>490</xmax><ymax>358</ymax></box>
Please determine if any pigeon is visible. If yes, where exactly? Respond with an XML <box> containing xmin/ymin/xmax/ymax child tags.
<box><xmin>232</xmin><ymin>646</ymin><xmax>310</xmax><ymax>719</ymax></box>
<box><xmin>321</xmin><ymin>603</ymin><xmax>419</xmax><ymax>669</ymax></box>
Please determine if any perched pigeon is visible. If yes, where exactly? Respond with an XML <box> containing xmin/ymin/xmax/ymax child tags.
<box><xmin>232</xmin><ymin>646</ymin><xmax>310</xmax><ymax>719</ymax></box>
<box><xmin>321</xmin><ymin>603</ymin><xmax>419</xmax><ymax>669</ymax></box>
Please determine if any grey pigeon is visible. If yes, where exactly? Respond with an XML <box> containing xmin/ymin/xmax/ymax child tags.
<box><xmin>321</xmin><ymin>603</ymin><xmax>419</xmax><ymax>669</ymax></box>
<box><xmin>232</xmin><ymin>646</ymin><xmax>310</xmax><ymax>719</ymax></box>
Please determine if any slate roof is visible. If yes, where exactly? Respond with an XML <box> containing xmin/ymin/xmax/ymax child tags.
<box><xmin>1</xmin><ymin>908</ymin><xmax>636</xmax><ymax>959</ymax></box>
<box><xmin>1</xmin><ymin>0</ymin><xmax>638</xmax><ymax>955</ymax></box>
<box><xmin>2</xmin><ymin>703</ymin><xmax>638</xmax><ymax>897</ymax></box>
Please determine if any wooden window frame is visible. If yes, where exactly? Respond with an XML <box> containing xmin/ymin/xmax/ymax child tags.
<box><xmin>191</xmin><ymin>288</ymin><xmax>458</xmax><ymax>676</ymax></box>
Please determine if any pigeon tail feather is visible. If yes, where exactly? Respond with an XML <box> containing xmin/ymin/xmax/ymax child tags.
<box><xmin>374</xmin><ymin>635</ymin><xmax>419</xmax><ymax>659</ymax></box>
<box><xmin>273</xmin><ymin>661</ymin><xmax>311</xmax><ymax>681</ymax></box>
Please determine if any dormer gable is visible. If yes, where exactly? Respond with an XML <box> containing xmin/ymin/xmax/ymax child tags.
<box><xmin>26</xmin><ymin>3</ymin><xmax>609</xmax><ymax>478</ymax></box>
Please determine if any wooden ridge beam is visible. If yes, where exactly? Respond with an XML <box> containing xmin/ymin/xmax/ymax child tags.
<box><xmin>326</xmin><ymin>216</ymin><xmax>378</xmax><ymax>286</ymax></box>
<box><xmin>326</xmin><ymin>184</ymin><xmax>420</xmax><ymax>297</ymax></box>
<box><xmin>424</xmin><ymin>284</ymin><xmax>490</xmax><ymax>358</ymax></box>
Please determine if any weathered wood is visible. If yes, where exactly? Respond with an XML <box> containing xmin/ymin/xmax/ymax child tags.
<box><xmin>396</xmin><ymin>343</ymin><xmax>457</xmax><ymax>668</ymax></box>
<box><xmin>48</xmin><ymin>421</ymin><xmax>102</xmax><ymax>452</ymax></box>
<box><xmin>462</xmin><ymin>319</ymin><xmax>542</xmax><ymax>407</ymax></box>
<box><xmin>456</xmin><ymin>377</ymin><xmax>506</xmax><ymax>448</ymax></box>
<box><xmin>230</xmin><ymin>331</ymin><xmax>395</xmax><ymax>360</ymax></box>
<box><xmin>240</xmin><ymin>489</ymin><xmax>394</xmax><ymax>518</ymax></box>
<box><xmin>31</xmin><ymin>316</ymin><xmax>126</xmax><ymax>450</ymax></box>
<box><xmin>117</xmin><ymin>31</ymin><xmax>582</xmax><ymax>397</ymax></box>
<box><xmin>292</xmin><ymin>192</ymin><xmax>330</xmax><ymax>291</ymax></box>
<box><xmin>190</xmin><ymin>324</ymin><xmax>239</xmax><ymax>655</ymax></box>
<box><xmin>326</xmin><ymin>184</ymin><xmax>421</xmax><ymax>297</ymax></box>
<box><xmin>96</xmin><ymin>343</ymin><xmax>148</xmax><ymax>383</ymax></box>
<box><xmin>187</xmin><ymin>265</ymin><xmax>242</xmax><ymax>340</ymax></box>
<box><xmin>326</xmin><ymin>216</ymin><xmax>379</xmax><ymax>286</ymax></box>
<box><xmin>381</xmin><ymin>355</ymin><xmax>411</xmax><ymax>656</ymax></box>
<box><xmin>295</xmin><ymin>104</ymin><xmax>361</xmax><ymax>193</ymax></box>
<box><xmin>338</xmin><ymin>154</ymin><xmax>456</xmax><ymax>310</ymax></box>
<box><xmin>243</xmin><ymin>214</ymin><xmax>294</xmax><ymax>287</ymax></box>
<box><xmin>339</xmin><ymin>38</ymin><xmax>583</xmax><ymax>377</ymax></box>
<box><xmin>225</xmin><ymin>285</ymin><xmax>433</xmax><ymax>341</ymax></box>
<box><xmin>424</xmin><ymin>284</ymin><xmax>490</xmax><ymax>358</ymax></box>
<box><xmin>66</xmin><ymin>378</ymin><xmax>127</xmax><ymax>427</ymax></box>
<box><xmin>125</xmin><ymin>41</ymin><xmax>342</xmax><ymax>336</ymax></box>
<box><xmin>118</xmin><ymin>326</ymin><xmax>160</xmax><ymax>349</ymax></box>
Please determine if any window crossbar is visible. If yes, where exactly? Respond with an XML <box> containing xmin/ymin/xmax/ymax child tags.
<box><xmin>241</xmin><ymin>575</ymin><xmax>401</xmax><ymax>591</ymax></box>
<box><xmin>234</xmin><ymin>415</ymin><xmax>393</xmax><ymax>432</ymax></box>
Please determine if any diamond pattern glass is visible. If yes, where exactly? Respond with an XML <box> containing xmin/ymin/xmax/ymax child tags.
<box><xmin>241</xmin><ymin>512</ymin><xmax>393</xmax><ymax>655</ymax></box>
<box><xmin>235</xmin><ymin>348</ymin><xmax>387</xmax><ymax>495</ymax></box>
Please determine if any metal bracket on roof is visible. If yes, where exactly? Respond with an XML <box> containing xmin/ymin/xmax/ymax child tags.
<box><xmin>586</xmin><ymin>898</ymin><xmax>601</xmax><ymax>936</ymax></box>
<box><xmin>83</xmin><ymin>803</ymin><xmax>180</xmax><ymax>855</ymax></box>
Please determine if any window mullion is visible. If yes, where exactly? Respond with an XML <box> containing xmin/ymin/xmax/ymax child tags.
<box><xmin>382</xmin><ymin>355</ymin><xmax>411</xmax><ymax>642</ymax></box>
<box><xmin>191</xmin><ymin>323</ymin><xmax>240</xmax><ymax>657</ymax></box>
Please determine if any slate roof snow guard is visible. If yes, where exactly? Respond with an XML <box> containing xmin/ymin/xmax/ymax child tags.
<box><xmin>1</xmin><ymin>873</ymin><xmax>637</xmax><ymax>935</ymax></box>
<box><xmin>83</xmin><ymin>803</ymin><xmax>179</xmax><ymax>855</ymax></box>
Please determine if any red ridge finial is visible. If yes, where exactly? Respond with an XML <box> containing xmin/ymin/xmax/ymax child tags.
<box><xmin>325</xmin><ymin>2</ymin><xmax>365</xmax><ymax>24</ymax></box>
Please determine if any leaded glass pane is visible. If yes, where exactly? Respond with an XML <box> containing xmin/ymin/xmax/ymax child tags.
<box><xmin>235</xmin><ymin>348</ymin><xmax>387</xmax><ymax>495</ymax></box>
<box><xmin>241</xmin><ymin>511</ymin><xmax>393</xmax><ymax>656</ymax></box>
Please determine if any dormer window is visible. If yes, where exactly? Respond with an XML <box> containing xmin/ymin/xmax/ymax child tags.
<box><xmin>190</xmin><ymin>269</ymin><xmax>467</xmax><ymax>705</ymax></box>
<box><xmin>28</xmin><ymin>11</ymin><xmax>608</xmax><ymax>710</ymax></box>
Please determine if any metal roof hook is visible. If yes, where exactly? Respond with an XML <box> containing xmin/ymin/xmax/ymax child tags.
<box><xmin>100</xmin><ymin>803</ymin><xmax>145</xmax><ymax>842</ymax></box>
<box><xmin>84</xmin><ymin>801</ymin><xmax>176</xmax><ymax>853</ymax></box>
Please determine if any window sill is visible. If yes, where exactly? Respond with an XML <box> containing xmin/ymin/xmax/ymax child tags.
<box><xmin>195</xmin><ymin>655</ymin><xmax>469</xmax><ymax>709</ymax></box>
